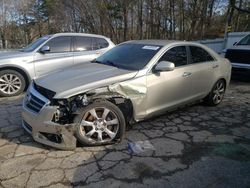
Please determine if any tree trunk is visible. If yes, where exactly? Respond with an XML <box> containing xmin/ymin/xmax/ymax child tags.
<box><xmin>138</xmin><ymin>0</ymin><xmax>143</xmax><ymax>39</ymax></box>
<box><xmin>123</xmin><ymin>3</ymin><xmax>128</xmax><ymax>41</ymax></box>
<box><xmin>1</xmin><ymin>33</ymin><xmax>6</xmax><ymax>49</ymax></box>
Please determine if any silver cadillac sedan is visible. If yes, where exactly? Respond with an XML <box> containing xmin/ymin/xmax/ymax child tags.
<box><xmin>22</xmin><ymin>40</ymin><xmax>232</xmax><ymax>150</ymax></box>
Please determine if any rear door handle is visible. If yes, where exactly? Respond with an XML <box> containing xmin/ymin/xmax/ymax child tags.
<box><xmin>183</xmin><ymin>72</ymin><xmax>192</xmax><ymax>77</ymax></box>
<box><xmin>213</xmin><ymin>64</ymin><xmax>219</xmax><ymax>69</ymax></box>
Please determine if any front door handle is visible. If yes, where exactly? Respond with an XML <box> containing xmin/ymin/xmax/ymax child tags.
<box><xmin>183</xmin><ymin>72</ymin><xmax>192</xmax><ymax>77</ymax></box>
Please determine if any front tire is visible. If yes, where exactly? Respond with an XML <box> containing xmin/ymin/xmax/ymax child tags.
<box><xmin>0</xmin><ymin>70</ymin><xmax>26</xmax><ymax>97</ymax></box>
<box><xmin>74</xmin><ymin>100</ymin><xmax>126</xmax><ymax>146</ymax></box>
<box><xmin>203</xmin><ymin>79</ymin><xmax>226</xmax><ymax>106</ymax></box>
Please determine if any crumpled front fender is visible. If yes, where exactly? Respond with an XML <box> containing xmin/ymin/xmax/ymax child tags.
<box><xmin>109</xmin><ymin>76</ymin><xmax>147</xmax><ymax>121</ymax></box>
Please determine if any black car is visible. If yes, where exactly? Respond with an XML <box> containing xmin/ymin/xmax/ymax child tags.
<box><xmin>225</xmin><ymin>34</ymin><xmax>250</xmax><ymax>77</ymax></box>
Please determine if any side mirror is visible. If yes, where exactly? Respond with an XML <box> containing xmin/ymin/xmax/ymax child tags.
<box><xmin>39</xmin><ymin>45</ymin><xmax>50</xmax><ymax>54</ymax></box>
<box><xmin>154</xmin><ymin>61</ymin><xmax>175</xmax><ymax>72</ymax></box>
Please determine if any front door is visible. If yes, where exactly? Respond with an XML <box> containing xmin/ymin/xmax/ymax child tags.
<box><xmin>146</xmin><ymin>46</ymin><xmax>193</xmax><ymax>116</ymax></box>
<box><xmin>34</xmin><ymin>36</ymin><xmax>73</xmax><ymax>77</ymax></box>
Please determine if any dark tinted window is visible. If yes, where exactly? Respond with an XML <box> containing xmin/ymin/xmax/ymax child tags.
<box><xmin>237</xmin><ymin>34</ymin><xmax>250</xmax><ymax>45</ymax></box>
<box><xmin>45</xmin><ymin>36</ymin><xmax>71</xmax><ymax>53</ymax></box>
<box><xmin>189</xmin><ymin>46</ymin><xmax>214</xmax><ymax>64</ymax></box>
<box><xmin>74</xmin><ymin>36</ymin><xmax>92</xmax><ymax>51</ymax></box>
<box><xmin>158</xmin><ymin>46</ymin><xmax>187</xmax><ymax>67</ymax></box>
<box><xmin>95</xmin><ymin>43</ymin><xmax>162</xmax><ymax>70</ymax></box>
<box><xmin>93</xmin><ymin>38</ymin><xmax>109</xmax><ymax>50</ymax></box>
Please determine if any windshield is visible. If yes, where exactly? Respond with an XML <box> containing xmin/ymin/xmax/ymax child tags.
<box><xmin>21</xmin><ymin>35</ymin><xmax>52</xmax><ymax>52</ymax></box>
<box><xmin>237</xmin><ymin>34</ymin><xmax>250</xmax><ymax>45</ymax></box>
<box><xmin>95</xmin><ymin>43</ymin><xmax>162</xmax><ymax>70</ymax></box>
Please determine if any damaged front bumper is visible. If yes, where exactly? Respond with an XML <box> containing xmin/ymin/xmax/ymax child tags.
<box><xmin>21</xmin><ymin>86</ymin><xmax>76</xmax><ymax>150</ymax></box>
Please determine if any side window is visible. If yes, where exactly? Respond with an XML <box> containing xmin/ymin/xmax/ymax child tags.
<box><xmin>237</xmin><ymin>34</ymin><xmax>250</xmax><ymax>45</ymax></box>
<box><xmin>44</xmin><ymin>36</ymin><xmax>71</xmax><ymax>53</ymax></box>
<box><xmin>189</xmin><ymin>46</ymin><xmax>214</xmax><ymax>64</ymax></box>
<box><xmin>158</xmin><ymin>46</ymin><xmax>187</xmax><ymax>67</ymax></box>
<box><xmin>93</xmin><ymin>38</ymin><xmax>109</xmax><ymax>50</ymax></box>
<box><xmin>74</xmin><ymin>36</ymin><xmax>92</xmax><ymax>51</ymax></box>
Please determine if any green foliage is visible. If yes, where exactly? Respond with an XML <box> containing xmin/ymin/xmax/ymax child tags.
<box><xmin>106</xmin><ymin>2</ymin><xmax>123</xmax><ymax>20</ymax></box>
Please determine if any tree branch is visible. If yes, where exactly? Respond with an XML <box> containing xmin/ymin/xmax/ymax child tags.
<box><xmin>230</xmin><ymin>0</ymin><xmax>250</xmax><ymax>14</ymax></box>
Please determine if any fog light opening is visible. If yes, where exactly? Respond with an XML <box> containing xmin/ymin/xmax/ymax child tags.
<box><xmin>40</xmin><ymin>132</ymin><xmax>63</xmax><ymax>144</ymax></box>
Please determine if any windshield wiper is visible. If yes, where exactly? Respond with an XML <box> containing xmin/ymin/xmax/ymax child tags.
<box><xmin>91</xmin><ymin>60</ymin><xmax>119</xmax><ymax>68</ymax></box>
<box><xmin>91</xmin><ymin>60</ymin><xmax>103</xmax><ymax>64</ymax></box>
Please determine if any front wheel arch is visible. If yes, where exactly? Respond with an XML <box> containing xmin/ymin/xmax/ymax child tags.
<box><xmin>88</xmin><ymin>92</ymin><xmax>135</xmax><ymax>125</ymax></box>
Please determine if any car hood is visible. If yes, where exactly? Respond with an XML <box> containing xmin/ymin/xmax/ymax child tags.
<box><xmin>35</xmin><ymin>63</ymin><xmax>138</xmax><ymax>98</ymax></box>
<box><xmin>0</xmin><ymin>51</ymin><xmax>32</xmax><ymax>60</ymax></box>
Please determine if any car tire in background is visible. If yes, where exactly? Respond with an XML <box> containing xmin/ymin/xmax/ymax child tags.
<box><xmin>203</xmin><ymin>79</ymin><xmax>226</xmax><ymax>106</ymax></box>
<box><xmin>0</xmin><ymin>70</ymin><xmax>26</xmax><ymax>97</ymax></box>
<box><xmin>74</xmin><ymin>100</ymin><xmax>126</xmax><ymax>146</ymax></box>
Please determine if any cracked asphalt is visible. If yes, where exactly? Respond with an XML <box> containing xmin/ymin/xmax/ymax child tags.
<box><xmin>0</xmin><ymin>80</ymin><xmax>250</xmax><ymax>188</ymax></box>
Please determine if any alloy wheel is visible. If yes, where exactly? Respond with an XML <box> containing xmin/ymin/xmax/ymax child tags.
<box><xmin>212</xmin><ymin>81</ymin><xmax>225</xmax><ymax>104</ymax></box>
<box><xmin>79</xmin><ymin>107</ymin><xmax>119</xmax><ymax>143</ymax></box>
<box><xmin>0</xmin><ymin>74</ymin><xmax>22</xmax><ymax>95</ymax></box>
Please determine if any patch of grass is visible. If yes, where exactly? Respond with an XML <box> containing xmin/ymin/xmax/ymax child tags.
<box><xmin>213</xmin><ymin>143</ymin><xmax>250</xmax><ymax>162</ymax></box>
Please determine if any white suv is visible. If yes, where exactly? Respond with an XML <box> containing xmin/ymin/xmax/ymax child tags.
<box><xmin>0</xmin><ymin>33</ymin><xmax>115</xmax><ymax>97</ymax></box>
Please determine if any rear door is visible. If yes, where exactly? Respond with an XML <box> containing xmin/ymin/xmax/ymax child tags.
<box><xmin>187</xmin><ymin>45</ymin><xmax>218</xmax><ymax>98</ymax></box>
<box><xmin>34</xmin><ymin>36</ymin><xmax>73</xmax><ymax>77</ymax></box>
<box><xmin>73</xmin><ymin>36</ymin><xmax>110</xmax><ymax>65</ymax></box>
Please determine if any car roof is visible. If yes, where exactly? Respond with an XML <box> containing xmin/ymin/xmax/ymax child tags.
<box><xmin>124</xmin><ymin>40</ymin><xmax>200</xmax><ymax>47</ymax></box>
<box><xmin>52</xmin><ymin>33</ymin><xmax>109</xmax><ymax>39</ymax></box>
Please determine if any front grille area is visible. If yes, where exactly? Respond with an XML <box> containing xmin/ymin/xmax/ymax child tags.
<box><xmin>25</xmin><ymin>93</ymin><xmax>46</xmax><ymax>113</ymax></box>
<box><xmin>34</xmin><ymin>83</ymin><xmax>56</xmax><ymax>100</ymax></box>
<box><xmin>225</xmin><ymin>49</ymin><xmax>250</xmax><ymax>65</ymax></box>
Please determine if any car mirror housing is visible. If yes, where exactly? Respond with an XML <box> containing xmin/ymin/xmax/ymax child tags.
<box><xmin>154</xmin><ymin>61</ymin><xmax>175</xmax><ymax>72</ymax></box>
<box><xmin>40</xmin><ymin>45</ymin><xmax>50</xmax><ymax>54</ymax></box>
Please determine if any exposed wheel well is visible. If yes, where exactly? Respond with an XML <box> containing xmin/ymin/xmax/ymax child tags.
<box><xmin>93</xmin><ymin>96</ymin><xmax>134</xmax><ymax>125</ymax></box>
<box><xmin>219</xmin><ymin>78</ymin><xmax>227</xmax><ymax>89</ymax></box>
<box><xmin>0</xmin><ymin>67</ymin><xmax>30</xmax><ymax>90</ymax></box>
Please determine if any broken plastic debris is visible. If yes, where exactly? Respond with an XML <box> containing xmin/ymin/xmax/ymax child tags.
<box><xmin>128</xmin><ymin>140</ymin><xmax>155</xmax><ymax>154</ymax></box>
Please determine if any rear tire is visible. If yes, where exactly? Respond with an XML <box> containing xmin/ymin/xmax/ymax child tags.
<box><xmin>0</xmin><ymin>70</ymin><xmax>26</xmax><ymax>97</ymax></box>
<box><xmin>74</xmin><ymin>100</ymin><xmax>126</xmax><ymax>146</ymax></box>
<box><xmin>203</xmin><ymin>79</ymin><xmax>226</xmax><ymax>106</ymax></box>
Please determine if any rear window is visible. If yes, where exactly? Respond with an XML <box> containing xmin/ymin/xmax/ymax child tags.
<box><xmin>74</xmin><ymin>36</ymin><xmax>92</xmax><ymax>51</ymax></box>
<box><xmin>93</xmin><ymin>38</ymin><xmax>109</xmax><ymax>50</ymax></box>
<box><xmin>189</xmin><ymin>46</ymin><xmax>214</xmax><ymax>64</ymax></box>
